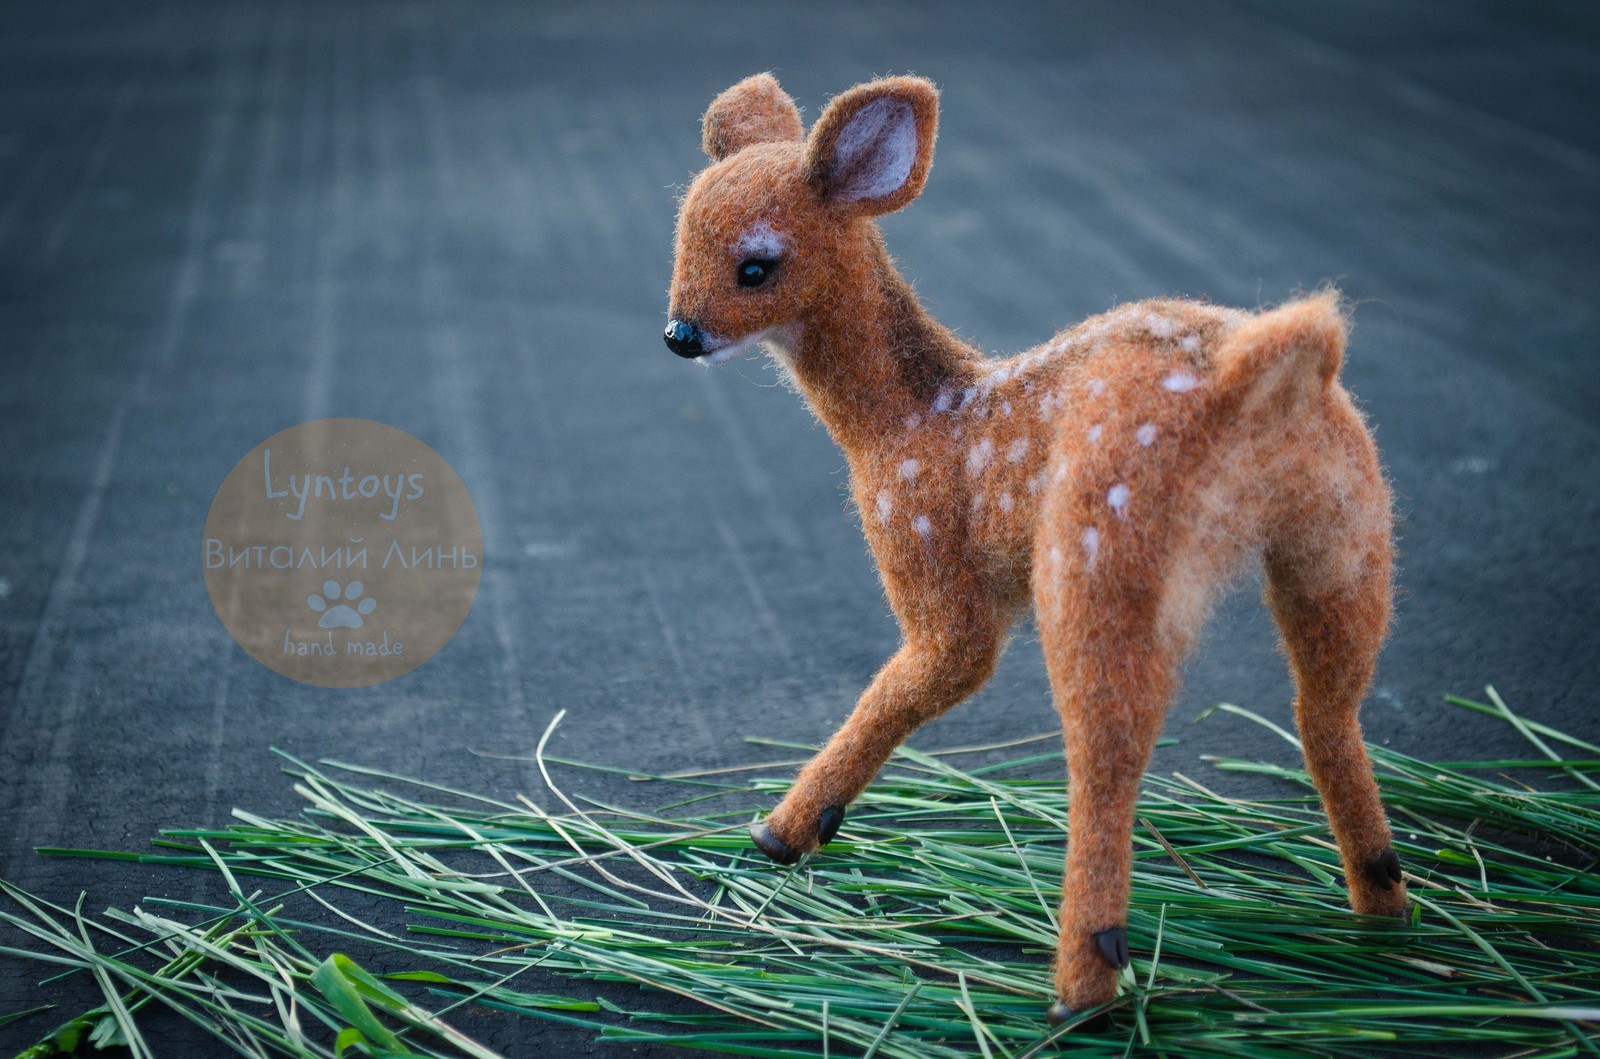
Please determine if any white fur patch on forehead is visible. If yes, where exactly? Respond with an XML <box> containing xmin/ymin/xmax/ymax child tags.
<box><xmin>832</xmin><ymin>97</ymin><xmax>916</xmax><ymax>202</ymax></box>
<box><xmin>735</xmin><ymin>220</ymin><xmax>789</xmax><ymax>259</ymax></box>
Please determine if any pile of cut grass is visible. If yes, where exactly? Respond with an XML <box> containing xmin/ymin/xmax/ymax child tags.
<box><xmin>3</xmin><ymin>689</ymin><xmax>1598</xmax><ymax>1058</ymax></box>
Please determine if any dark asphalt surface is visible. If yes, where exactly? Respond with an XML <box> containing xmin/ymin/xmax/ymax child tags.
<box><xmin>1</xmin><ymin>2</ymin><xmax>1597</xmax><ymax>1055</ymax></box>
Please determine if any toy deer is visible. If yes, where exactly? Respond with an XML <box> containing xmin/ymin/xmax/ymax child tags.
<box><xmin>664</xmin><ymin>73</ymin><xmax>1407</xmax><ymax>1025</ymax></box>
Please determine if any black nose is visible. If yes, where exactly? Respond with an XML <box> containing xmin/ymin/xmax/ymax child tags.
<box><xmin>664</xmin><ymin>318</ymin><xmax>704</xmax><ymax>359</ymax></box>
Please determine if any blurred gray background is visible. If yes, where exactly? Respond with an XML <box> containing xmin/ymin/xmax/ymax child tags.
<box><xmin>1</xmin><ymin>1</ymin><xmax>1596</xmax><ymax>1053</ymax></box>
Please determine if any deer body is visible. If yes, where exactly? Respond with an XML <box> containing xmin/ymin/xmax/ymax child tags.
<box><xmin>666</xmin><ymin>74</ymin><xmax>1406</xmax><ymax>1023</ymax></box>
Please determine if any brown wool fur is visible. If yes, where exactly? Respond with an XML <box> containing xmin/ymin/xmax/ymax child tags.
<box><xmin>667</xmin><ymin>73</ymin><xmax>1407</xmax><ymax>1016</ymax></box>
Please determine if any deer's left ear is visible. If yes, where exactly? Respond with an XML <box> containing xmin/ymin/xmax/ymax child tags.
<box><xmin>804</xmin><ymin>76</ymin><xmax>938</xmax><ymax>216</ymax></box>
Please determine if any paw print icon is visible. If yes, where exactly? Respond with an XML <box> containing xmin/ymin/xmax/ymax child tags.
<box><xmin>307</xmin><ymin>580</ymin><xmax>378</xmax><ymax>629</ymax></box>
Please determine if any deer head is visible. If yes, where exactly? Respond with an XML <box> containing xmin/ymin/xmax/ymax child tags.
<box><xmin>665</xmin><ymin>73</ymin><xmax>939</xmax><ymax>365</ymax></box>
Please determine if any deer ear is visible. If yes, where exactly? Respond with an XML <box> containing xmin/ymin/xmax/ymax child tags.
<box><xmin>702</xmin><ymin>74</ymin><xmax>804</xmax><ymax>161</ymax></box>
<box><xmin>804</xmin><ymin>76</ymin><xmax>938</xmax><ymax>215</ymax></box>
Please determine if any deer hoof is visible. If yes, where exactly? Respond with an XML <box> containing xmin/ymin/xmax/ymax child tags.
<box><xmin>1046</xmin><ymin>1001</ymin><xmax>1110</xmax><ymax>1031</ymax></box>
<box><xmin>749</xmin><ymin>821</ymin><xmax>802</xmax><ymax>866</ymax></box>
<box><xmin>1364</xmin><ymin>848</ymin><xmax>1403</xmax><ymax>890</ymax></box>
<box><xmin>1093</xmin><ymin>926</ymin><xmax>1129</xmax><ymax>969</ymax></box>
<box><xmin>817</xmin><ymin>805</ymin><xmax>846</xmax><ymax>845</ymax></box>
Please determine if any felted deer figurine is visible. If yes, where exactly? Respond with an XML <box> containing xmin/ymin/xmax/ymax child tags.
<box><xmin>664</xmin><ymin>73</ymin><xmax>1407</xmax><ymax>1024</ymax></box>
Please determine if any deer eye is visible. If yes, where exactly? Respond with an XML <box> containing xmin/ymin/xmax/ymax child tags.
<box><xmin>737</xmin><ymin>258</ymin><xmax>777</xmax><ymax>288</ymax></box>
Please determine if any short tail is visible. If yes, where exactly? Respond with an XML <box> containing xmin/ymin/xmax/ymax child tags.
<box><xmin>1212</xmin><ymin>291</ymin><xmax>1348</xmax><ymax>410</ymax></box>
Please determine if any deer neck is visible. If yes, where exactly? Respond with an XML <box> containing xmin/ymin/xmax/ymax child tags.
<box><xmin>782</xmin><ymin>231</ymin><xmax>979</xmax><ymax>460</ymax></box>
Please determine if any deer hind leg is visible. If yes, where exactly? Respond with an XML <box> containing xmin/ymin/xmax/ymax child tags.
<box><xmin>1264</xmin><ymin>439</ymin><xmax>1406</xmax><ymax>918</ymax></box>
<box><xmin>1037</xmin><ymin>569</ymin><xmax>1179</xmax><ymax>1019</ymax></box>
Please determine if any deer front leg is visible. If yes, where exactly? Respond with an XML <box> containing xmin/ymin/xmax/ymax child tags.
<box><xmin>1049</xmin><ymin>698</ymin><xmax>1166</xmax><ymax>1022</ymax></box>
<box><xmin>1039</xmin><ymin>601</ymin><xmax>1176</xmax><ymax>1023</ymax></box>
<box><xmin>751</xmin><ymin>619</ymin><xmax>1005</xmax><ymax>863</ymax></box>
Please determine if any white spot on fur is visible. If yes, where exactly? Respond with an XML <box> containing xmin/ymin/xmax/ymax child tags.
<box><xmin>1108</xmin><ymin>483</ymin><xmax>1130</xmax><ymax>516</ymax></box>
<box><xmin>1163</xmin><ymin>371</ymin><xmax>1200</xmax><ymax>393</ymax></box>
<box><xmin>899</xmin><ymin>458</ymin><xmax>920</xmax><ymax>482</ymax></box>
<box><xmin>1179</xmin><ymin>333</ymin><xmax>1201</xmax><ymax>353</ymax></box>
<box><xmin>1049</xmin><ymin>546</ymin><xmax>1062</xmax><ymax>566</ymax></box>
<box><xmin>1145</xmin><ymin>312</ymin><xmax>1176</xmax><ymax>339</ymax></box>
<box><xmin>966</xmin><ymin>438</ymin><xmax>994</xmax><ymax>476</ymax></box>
<box><xmin>959</xmin><ymin>386</ymin><xmax>978</xmax><ymax>410</ymax></box>
<box><xmin>1088</xmin><ymin>378</ymin><xmax>1107</xmax><ymax>397</ymax></box>
<box><xmin>998</xmin><ymin>492</ymin><xmax>1014</xmax><ymax>513</ymax></box>
<box><xmin>1136</xmin><ymin>423</ymin><xmax>1157</xmax><ymax>446</ymax></box>
<box><xmin>1006</xmin><ymin>437</ymin><xmax>1030</xmax><ymax>463</ymax></box>
<box><xmin>1002</xmin><ymin>401</ymin><xmax>1012</xmax><ymax>417</ymax></box>
<box><xmin>1054</xmin><ymin>462</ymin><xmax>1069</xmax><ymax>483</ymax></box>
<box><xmin>905</xmin><ymin>413</ymin><xmax>923</xmax><ymax>430</ymax></box>
<box><xmin>876</xmin><ymin>489</ymin><xmax>892</xmax><ymax>525</ymax></box>
<box><xmin>1081</xmin><ymin>526</ymin><xmax>1100</xmax><ymax>568</ymax></box>
<box><xmin>913</xmin><ymin>514</ymin><xmax>932</xmax><ymax>538</ymax></box>
<box><xmin>970</xmin><ymin>491</ymin><xmax>986</xmax><ymax>512</ymax></box>
<box><xmin>735</xmin><ymin>221</ymin><xmax>789</xmax><ymax>260</ymax></box>
<box><xmin>932</xmin><ymin>388</ymin><xmax>953</xmax><ymax>413</ymax></box>
<box><xmin>1087</xmin><ymin>423</ymin><xmax>1103</xmax><ymax>443</ymax></box>
<box><xmin>831</xmin><ymin>96</ymin><xmax>918</xmax><ymax>203</ymax></box>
